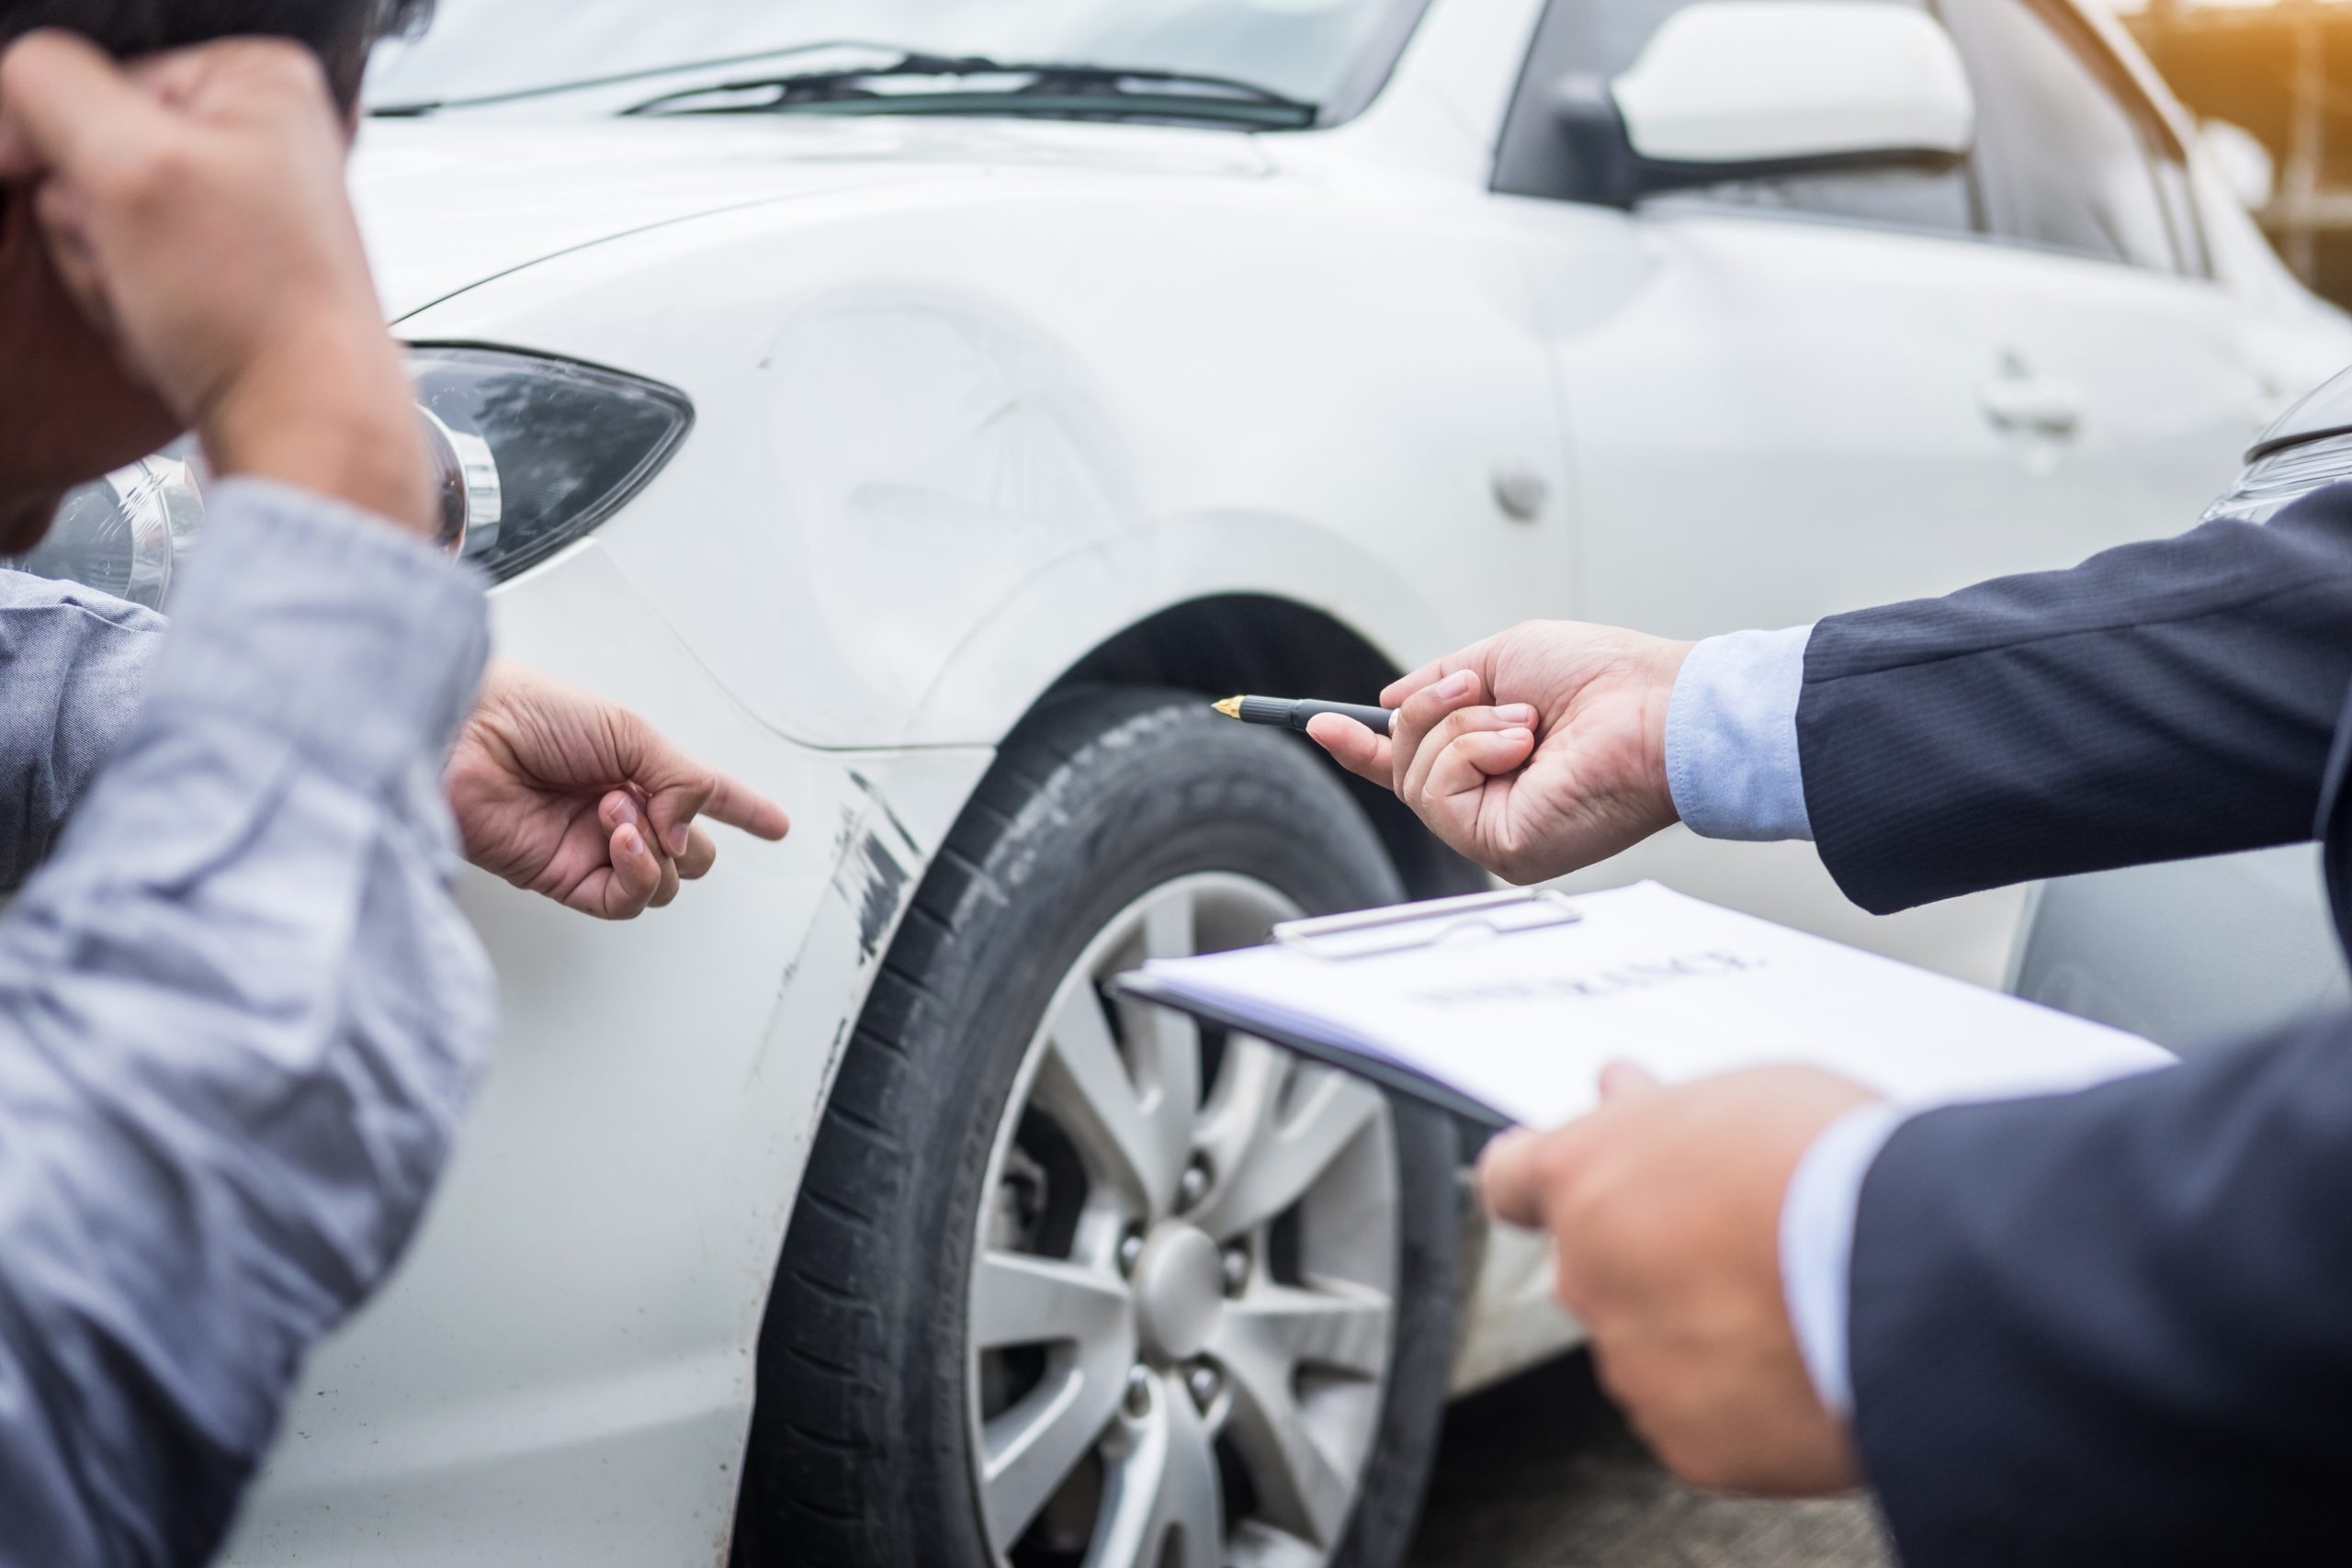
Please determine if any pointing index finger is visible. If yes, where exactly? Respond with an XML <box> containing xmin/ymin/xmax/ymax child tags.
<box><xmin>700</xmin><ymin>771</ymin><xmax>791</xmax><ymax>840</ymax></box>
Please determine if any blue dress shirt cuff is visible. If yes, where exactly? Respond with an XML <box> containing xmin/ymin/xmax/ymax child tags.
<box><xmin>1780</xmin><ymin>1100</ymin><xmax>1907</xmax><ymax>1418</ymax></box>
<box><xmin>1665</xmin><ymin>625</ymin><xmax>1815</xmax><ymax>841</ymax></box>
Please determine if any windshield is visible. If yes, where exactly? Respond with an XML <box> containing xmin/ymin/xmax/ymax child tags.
<box><xmin>363</xmin><ymin>0</ymin><xmax>1424</xmax><ymax>118</ymax></box>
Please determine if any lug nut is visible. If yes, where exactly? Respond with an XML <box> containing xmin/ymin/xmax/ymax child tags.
<box><xmin>1185</xmin><ymin>1362</ymin><xmax>1221</xmax><ymax>1410</ymax></box>
<box><xmin>1221</xmin><ymin>1246</ymin><xmax>1250</xmax><ymax>1294</ymax></box>
<box><xmin>1177</xmin><ymin>1158</ymin><xmax>1211</xmax><ymax>1211</ymax></box>
<box><xmin>1117</xmin><ymin>1228</ymin><xmax>1146</xmax><ymax>1277</ymax></box>
<box><xmin>1124</xmin><ymin>1365</ymin><xmax>1155</xmax><ymax>1418</ymax></box>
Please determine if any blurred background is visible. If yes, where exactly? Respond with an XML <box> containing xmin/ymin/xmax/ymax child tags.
<box><xmin>2109</xmin><ymin>0</ymin><xmax>2352</xmax><ymax>302</ymax></box>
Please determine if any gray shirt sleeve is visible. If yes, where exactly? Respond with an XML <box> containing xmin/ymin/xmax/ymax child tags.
<box><xmin>0</xmin><ymin>573</ymin><xmax>164</xmax><ymax>890</ymax></box>
<box><xmin>0</xmin><ymin>479</ymin><xmax>496</xmax><ymax>1567</ymax></box>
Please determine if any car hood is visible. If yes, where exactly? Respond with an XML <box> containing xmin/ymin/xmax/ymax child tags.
<box><xmin>353</xmin><ymin>117</ymin><xmax>1272</xmax><ymax>321</ymax></box>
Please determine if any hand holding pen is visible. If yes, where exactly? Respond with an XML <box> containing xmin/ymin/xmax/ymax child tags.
<box><xmin>1284</xmin><ymin>621</ymin><xmax>1696</xmax><ymax>886</ymax></box>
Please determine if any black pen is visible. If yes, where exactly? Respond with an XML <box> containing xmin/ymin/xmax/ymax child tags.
<box><xmin>1214</xmin><ymin>694</ymin><xmax>1396</xmax><ymax>738</ymax></box>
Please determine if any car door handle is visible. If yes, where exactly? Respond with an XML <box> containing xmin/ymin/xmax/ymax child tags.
<box><xmin>1980</xmin><ymin>374</ymin><xmax>2083</xmax><ymax>439</ymax></box>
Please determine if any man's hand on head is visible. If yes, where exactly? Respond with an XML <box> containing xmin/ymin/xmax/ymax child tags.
<box><xmin>446</xmin><ymin>663</ymin><xmax>793</xmax><ymax>921</ymax></box>
<box><xmin>1306</xmin><ymin>621</ymin><xmax>1692</xmax><ymax>884</ymax></box>
<box><xmin>0</xmin><ymin>31</ymin><xmax>431</xmax><ymax>532</ymax></box>
<box><xmin>1478</xmin><ymin>1063</ymin><xmax>1878</xmax><ymax>1496</ymax></box>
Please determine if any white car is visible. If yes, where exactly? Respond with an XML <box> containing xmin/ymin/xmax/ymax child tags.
<box><xmin>21</xmin><ymin>2</ymin><xmax>2348</xmax><ymax>1565</ymax></box>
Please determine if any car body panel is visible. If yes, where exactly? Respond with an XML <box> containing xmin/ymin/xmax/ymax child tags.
<box><xmin>377</xmin><ymin>130</ymin><xmax>1571</xmax><ymax>751</ymax></box>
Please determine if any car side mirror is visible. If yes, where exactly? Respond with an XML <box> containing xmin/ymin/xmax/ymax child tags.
<box><xmin>1553</xmin><ymin>1</ymin><xmax>1975</xmax><ymax>208</ymax></box>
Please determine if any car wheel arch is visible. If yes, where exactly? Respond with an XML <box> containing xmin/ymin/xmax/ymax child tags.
<box><xmin>1046</xmin><ymin>592</ymin><xmax>1491</xmax><ymax>906</ymax></box>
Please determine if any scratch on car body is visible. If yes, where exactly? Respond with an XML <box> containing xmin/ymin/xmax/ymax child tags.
<box><xmin>851</xmin><ymin>833</ymin><xmax>910</xmax><ymax>961</ymax></box>
<box><xmin>835</xmin><ymin>829</ymin><xmax>910</xmax><ymax>964</ymax></box>
<box><xmin>847</xmin><ymin>769</ymin><xmax>922</xmax><ymax>857</ymax></box>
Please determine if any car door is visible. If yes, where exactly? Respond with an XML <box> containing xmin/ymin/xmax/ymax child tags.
<box><xmin>1934</xmin><ymin>0</ymin><xmax>2276</xmax><ymax>547</ymax></box>
<box><xmin>1493</xmin><ymin>0</ymin><xmax>2050</xmax><ymax>644</ymax></box>
<box><xmin>1486</xmin><ymin>0</ymin><xmax>2121</xmax><ymax>978</ymax></box>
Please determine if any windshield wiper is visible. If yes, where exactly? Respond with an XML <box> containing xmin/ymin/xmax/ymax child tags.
<box><xmin>619</xmin><ymin>52</ymin><xmax>1319</xmax><ymax>130</ymax></box>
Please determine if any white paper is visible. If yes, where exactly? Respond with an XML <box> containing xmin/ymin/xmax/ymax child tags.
<box><xmin>1136</xmin><ymin>881</ymin><xmax>2174</xmax><ymax>1129</ymax></box>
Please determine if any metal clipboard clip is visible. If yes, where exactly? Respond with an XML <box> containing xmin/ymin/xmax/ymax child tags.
<box><xmin>1272</xmin><ymin>887</ymin><xmax>1583</xmax><ymax>962</ymax></box>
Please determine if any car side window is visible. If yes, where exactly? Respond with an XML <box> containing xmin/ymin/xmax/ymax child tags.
<box><xmin>1493</xmin><ymin>0</ymin><xmax>1978</xmax><ymax>237</ymax></box>
<box><xmin>1939</xmin><ymin>0</ymin><xmax>2195</xmax><ymax>273</ymax></box>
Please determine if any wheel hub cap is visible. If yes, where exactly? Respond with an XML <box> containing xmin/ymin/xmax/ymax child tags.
<box><xmin>1133</xmin><ymin>1224</ymin><xmax>1224</xmax><ymax>1361</ymax></box>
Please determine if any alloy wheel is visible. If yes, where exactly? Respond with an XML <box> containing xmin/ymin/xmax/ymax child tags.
<box><xmin>967</xmin><ymin>873</ymin><xmax>1399</xmax><ymax>1568</ymax></box>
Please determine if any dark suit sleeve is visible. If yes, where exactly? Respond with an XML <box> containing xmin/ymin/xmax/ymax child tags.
<box><xmin>1848</xmin><ymin>1014</ymin><xmax>2352</xmax><ymax>1568</ymax></box>
<box><xmin>1798</xmin><ymin>482</ymin><xmax>2352</xmax><ymax>914</ymax></box>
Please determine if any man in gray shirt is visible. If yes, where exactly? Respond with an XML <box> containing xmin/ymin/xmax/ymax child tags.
<box><xmin>0</xmin><ymin>8</ymin><xmax>787</xmax><ymax>1562</ymax></box>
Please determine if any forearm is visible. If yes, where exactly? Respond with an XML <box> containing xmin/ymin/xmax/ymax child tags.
<box><xmin>0</xmin><ymin>481</ymin><xmax>492</xmax><ymax>1566</ymax></box>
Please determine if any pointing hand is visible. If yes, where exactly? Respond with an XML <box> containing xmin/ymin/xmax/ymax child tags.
<box><xmin>446</xmin><ymin>662</ymin><xmax>792</xmax><ymax>920</ymax></box>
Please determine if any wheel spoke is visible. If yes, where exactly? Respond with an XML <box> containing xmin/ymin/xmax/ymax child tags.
<box><xmin>1086</xmin><ymin>1376</ymin><xmax>1223</xmax><ymax>1568</ymax></box>
<box><xmin>1222</xmin><ymin>1283</ymin><xmax>1393</xmax><ymax>1382</ymax></box>
<box><xmin>1209</xmin><ymin>1290</ymin><xmax>1364</xmax><ymax>1548</ymax></box>
<box><xmin>1193</xmin><ymin>1065</ymin><xmax>1381</xmax><ymax>1241</ymax></box>
<box><xmin>1035</xmin><ymin>982</ymin><xmax>1185</xmax><ymax>1214</ymax></box>
<box><xmin>1189</xmin><ymin>1036</ymin><xmax>1287</xmax><ymax>1220</ymax></box>
<box><xmin>1140</xmin><ymin>885</ymin><xmax>1198</xmax><ymax>962</ymax></box>
<box><xmin>980</xmin><ymin>1318</ymin><xmax>1137</xmax><ymax>1547</ymax></box>
<box><xmin>1119</xmin><ymin>887</ymin><xmax>1203</xmax><ymax>1203</ymax></box>
<box><xmin>971</xmin><ymin>1249</ymin><xmax>1131</xmax><ymax>1353</ymax></box>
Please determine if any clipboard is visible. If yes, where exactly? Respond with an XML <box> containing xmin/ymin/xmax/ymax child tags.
<box><xmin>1112</xmin><ymin>881</ymin><xmax>2176</xmax><ymax>1145</ymax></box>
<box><xmin>1113</xmin><ymin>888</ymin><xmax>1582</xmax><ymax>1138</ymax></box>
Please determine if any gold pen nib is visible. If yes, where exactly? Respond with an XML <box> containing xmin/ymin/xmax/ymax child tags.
<box><xmin>1213</xmin><ymin>695</ymin><xmax>1243</xmax><ymax>720</ymax></box>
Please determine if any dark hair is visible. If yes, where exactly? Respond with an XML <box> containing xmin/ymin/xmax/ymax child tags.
<box><xmin>0</xmin><ymin>0</ymin><xmax>433</xmax><ymax>109</ymax></box>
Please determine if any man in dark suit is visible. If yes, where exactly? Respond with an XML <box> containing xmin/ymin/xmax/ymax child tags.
<box><xmin>1310</xmin><ymin>479</ymin><xmax>2352</xmax><ymax>1565</ymax></box>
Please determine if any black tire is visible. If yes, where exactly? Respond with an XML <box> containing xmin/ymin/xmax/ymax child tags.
<box><xmin>735</xmin><ymin>686</ymin><xmax>1460</xmax><ymax>1568</ymax></box>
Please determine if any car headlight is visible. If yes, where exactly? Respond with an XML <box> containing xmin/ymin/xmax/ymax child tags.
<box><xmin>2206</xmin><ymin>362</ymin><xmax>2352</xmax><ymax>527</ymax></box>
<box><xmin>6</xmin><ymin>347</ymin><xmax>691</xmax><ymax>609</ymax></box>
<box><xmin>16</xmin><ymin>450</ymin><xmax>207</xmax><ymax>609</ymax></box>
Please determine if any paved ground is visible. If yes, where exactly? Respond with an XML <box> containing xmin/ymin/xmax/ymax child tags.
<box><xmin>1408</xmin><ymin>1354</ymin><xmax>1892</xmax><ymax>1568</ymax></box>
